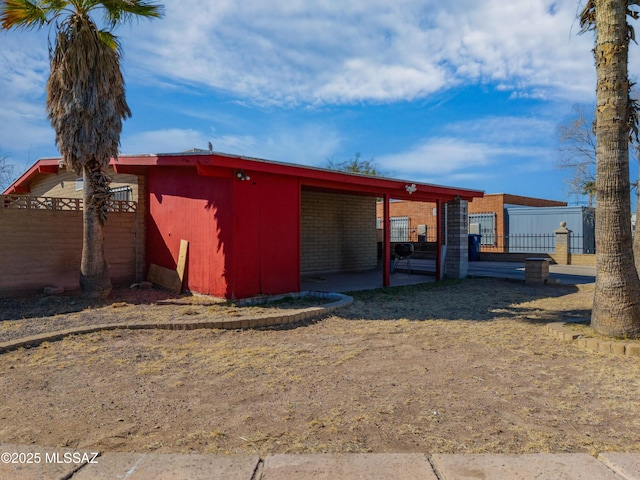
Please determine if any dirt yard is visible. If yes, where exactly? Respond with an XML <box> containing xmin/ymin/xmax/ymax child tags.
<box><xmin>0</xmin><ymin>278</ymin><xmax>639</xmax><ymax>456</ymax></box>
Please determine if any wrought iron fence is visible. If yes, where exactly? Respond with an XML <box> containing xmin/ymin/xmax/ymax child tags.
<box><xmin>380</xmin><ymin>218</ymin><xmax>596</xmax><ymax>254</ymax></box>
<box><xmin>479</xmin><ymin>234</ymin><xmax>594</xmax><ymax>254</ymax></box>
<box><xmin>376</xmin><ymin>217</ymin><xmax>438</xmax><ymax>243</ymax></box>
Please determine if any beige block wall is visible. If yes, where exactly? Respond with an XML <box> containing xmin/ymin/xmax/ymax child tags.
<box><xmin>0</xmin><ymin>207</ymin><xmax>139</xmax><ymax>296</ymax></box>
<box><xmin>134</xmin><ymin>175</ymin><xmax>146</xmax><ymax>281</ymax></box>
<box><xmin>28</xmin><ymin>167</ymin><xmax>140</xmax><ymax>201</ymax></box>
<box><xmin>26</xmin><ymin>167</ymin><xmax>146</xmax><ymax>282</ymax></box>
<box><xmin>567</xmin><ymin>254</ymin><xmax>596</xmax><ymax>266</ymax></box>
<box><xmin>301</xmin><ymin>190</ymin><xmax>377</xmax><ymax>274</ymax></box>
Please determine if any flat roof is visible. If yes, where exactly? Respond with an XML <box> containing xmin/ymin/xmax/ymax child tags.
<box><xmin>4</xmin><ymin>151</ymin><xmax>484</xmax><ymax>203</ymax></box>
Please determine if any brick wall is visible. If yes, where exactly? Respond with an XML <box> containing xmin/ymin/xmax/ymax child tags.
<box><xmin>376</xmin><ymin>195</ymin><xmax>568</xmax><ymax>246</ymax></box>
<box><xmin>375</xmin><ymin>200</ymin><xmax>438</xmax><ymax>241</ymax></box>
<box><xmin>301</xmin><ymin>190</ymin><xmax>377</xmax><ymax>274</ymax></box>
<box><xmin>0</xmin><ymin>201</ymin><xmax>140</xmax><ymax>296</ymax></box>
<box><xmin>468</xmin><ymin>195</ymin><xmax>507</xmax><ymax>245</ymax></box>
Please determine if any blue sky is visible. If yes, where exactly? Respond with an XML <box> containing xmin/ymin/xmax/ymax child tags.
<box><xmin>1</xmin><ymin>0</ymin><xmax>636</xmax><ymax>203</ymax></box>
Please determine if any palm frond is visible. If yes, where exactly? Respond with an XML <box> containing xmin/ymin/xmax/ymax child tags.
<box><xmin>1</xmin><ymin>0</ymin><xmax>49</xmax><ymax>30</ymax></box>
<box><xmin>100</xmin><ymin>0</ymin><xmax>163</xmax><ymax>28</ymax></box>
<box><xmin>45</xmin><ymin>0</ymin><xmax>68</xmax><ymax>10</ymax></box>
<box><xmin>97</xmin><ymin>28</ymin><xmax>119</xmax><ymax>50</ymax></box>
<box><xmin>46</xmin><ymin>12</ymin><xmax>131</xmax><ymax>176</ymax></box>
<box><xmin>579</xmin><ymin>0</ymin><xmax>596</xmax><ymax>34</ymax></box>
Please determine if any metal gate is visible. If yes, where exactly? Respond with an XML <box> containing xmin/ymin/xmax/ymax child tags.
<box><xmin>469</xmin><ymin>213</ymin><xmax>496</xmax><ymax>246</ymax></box>
<box><xmin>377</xmin><ymin>216</ymin><xmax>410</xmax><ymax>242</ymax></box>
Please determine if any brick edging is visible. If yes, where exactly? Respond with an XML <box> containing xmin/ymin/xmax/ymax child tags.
<box><xmin>0</xmin><ymin>292</ymin><xmax>353</xmax><ymax>355</ymax></box>
<box><xmin>546</xmin><ymin>322</ymin><xmax>640</xmax><ymax>357</ymax></box>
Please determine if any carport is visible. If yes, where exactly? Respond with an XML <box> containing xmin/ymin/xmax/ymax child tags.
<box><xmin>297</xmin><ymin>175</ymin><xmax>483</xmax><ymax>288</ymax></box>
<box><xmin>112</xmin><ymin>152</ymin><xmax>483</xmax><ymax>299</ymax></box>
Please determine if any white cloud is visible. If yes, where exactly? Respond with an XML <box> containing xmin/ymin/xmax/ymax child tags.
<box><xmin>120</xmin><ymin>128</ymin><xmax>209</xmax><ymax>154</ymax></box>
<box><xmin>0</xmin><ymin>33</ymin><xmax>55</xmax><ymax>168</ymax></box>
<box><xmin>380</xmin><ymin>138</ymin><xmax>498</xmax><ymax>179</ymax></box>
<box><xmin>378</xmin><ymin>113</ymin><xmax>556</xmax><ymax>185</ymax></box>
<box><xmin>0</xmin><ymin>0</ymin><xmax>611</xmax><ymax>181</ymax></box>
<box><xmin>127</xmin><ymin>0</ymin><xmax>598</xmax><ymax>105</ymax></box>
<box><xmin>121</xmin><ymin>124</ymin><xmax>342</xmax><ymax>166</ymax></box>
<box><xmin>443</xmin><ymin>116</ymin><xmax>557</xmax><ymax>145</ymax></box>
<box><xmin>247</xmin><ymin>124</ymin><xmax>343</xmax><ymax>165</ymax></box>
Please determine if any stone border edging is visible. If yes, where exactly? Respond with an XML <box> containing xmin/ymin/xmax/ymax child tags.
<box><xmin>0</xmin><ymin>291</ymin><xmax>353</xmax><ymax>355</ymax></box>
<box><xmin>546</xmin><ymin>322</ymin><xmax>640</xmax><ymax>357</ymax></box>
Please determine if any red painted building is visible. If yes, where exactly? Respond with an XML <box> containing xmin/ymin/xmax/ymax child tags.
<box><xmin>6</xmin><ymin>152</ymin><xmax>484</xmax><ymax>299</ymax></box>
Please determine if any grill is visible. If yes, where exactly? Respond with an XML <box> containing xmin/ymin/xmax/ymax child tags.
<box><xmin>394</xmin><ymin>243</ymin><xmax>414</xmax><ymax>258</ymax></box>
<box><xmin>392</xmin><ymin>243</ymin><xmax>414</xmax><ymax>274</ymax></box>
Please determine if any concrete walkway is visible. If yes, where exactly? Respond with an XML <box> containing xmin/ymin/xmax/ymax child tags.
<box><xmin>302</xmin><ymin>260</ymin><xmax>596</xmax><ymax>294</ymax></box>
<box><xmin>1</xmin><ymin>445</ymin><xmax>639</xmax><ymax>479</ymax></box>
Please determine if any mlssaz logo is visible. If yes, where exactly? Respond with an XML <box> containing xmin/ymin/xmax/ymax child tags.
<box><xmin>45</xmin><ymin>452</ymin><xmax>100</xmax><ymax>464</ymax></box>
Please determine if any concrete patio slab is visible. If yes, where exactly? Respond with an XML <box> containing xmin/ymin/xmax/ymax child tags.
<box><xmin>301</xmin><ymin>269</ymin><xmax>435</xmax><ymax>293</ymax></box>
<box><xmin>302</xmin><ymin>260</ymin><xmax>595</xmax><ymax>294</ymax></box>
<box><xmin>261</xmin><ymin>453</ymin><xmax>437</xmax><ymax>480</ymax></box>
<box><xmin>598</xmin><ymin>452</ymin><xmax>640</xmax><ymax>480</ymax></box>
<box><xmin>430</xmin><ymin>453</ymin><xmax>622</xmax><ymax>480</ymax></box>
<box><xmin>72</xmin><ymin>452</ymin><xmax>260</xmax><ymax>480</ymax></box>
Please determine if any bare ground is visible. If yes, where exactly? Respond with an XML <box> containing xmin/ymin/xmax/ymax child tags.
<box><xmin>0</xmin><ymin>278</ymin><xmax>639</xmax><ymax>456</ymax></box>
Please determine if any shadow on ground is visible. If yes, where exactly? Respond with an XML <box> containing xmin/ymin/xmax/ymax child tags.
<box><xmin>0</xmin><ymin>288</ymin><xmax>186</xmax><ymax>322</ymax></box>
<box><xmin>0</xmin><ymin>287</ymin><xmax>335</xmax><ymax>323</ymax></box>
<box><xmin>339</xmin><ymin>277</ymin><xmax>587</xmax><ymax>324</ymax></box>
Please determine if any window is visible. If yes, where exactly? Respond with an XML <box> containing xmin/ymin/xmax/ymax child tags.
<box><xmin>75</xmin><ymin>178</ymin><xmax>83</xmax><ymax>191</ymax></box>
<box><xmin>376</xmin><ymin>216</ymin><xmax>409</xmax><ymax>242</ymax></box>
<box><xmin>110</xmin><ymin>186</ymin><xmax>132</xmax><ymax>201</ymax></box>
<box><xmin>469</xmin><ymin>213</ymin><xmax>496</xmax><ymax>245</ymax></box>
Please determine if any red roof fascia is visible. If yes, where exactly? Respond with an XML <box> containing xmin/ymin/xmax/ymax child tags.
<box><xmin>114</xmin><ymin>153</ymin><xmax>484</xmax><ymax>202</ymax></box>
<box><xmin>300</xmin><ymin>176</ymin><xmax>465</xmax><ymax>202</ymax></box>
<box><xmin>2</xmin><ymin>159</ymin><xmax>60</xmax><ymax>194</ymax></box>
<box><xmin>8</xmin><ymin>153</ymin><xmax>484</xmax><ymax>203</ymax></box>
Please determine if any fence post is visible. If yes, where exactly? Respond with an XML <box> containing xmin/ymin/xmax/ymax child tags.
<box><xmin>554</xmin><ymin>221</ymin><xmax>571</xmax><ymax>265</ymax></box>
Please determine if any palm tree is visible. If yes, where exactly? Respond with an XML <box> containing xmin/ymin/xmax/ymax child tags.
<box><xmin>1</xmin><ymin>1</ymin><xmax>163</xmax><ymax>298</ymax></box>
<box><xmin>580</xmin><ymin>0</ymin><xmax>640</xmax><ymax>337</ymax></box>
<box><xmin>582</xmin><ymin>180</ymin><xmax>596</xmax><ymax>208</ymax></box>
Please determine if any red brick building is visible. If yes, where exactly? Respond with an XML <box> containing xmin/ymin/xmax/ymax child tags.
<box><xmin>376</xmin><ymin>194</ymin><xmax>566</xmax><ymax>250</ymax></box>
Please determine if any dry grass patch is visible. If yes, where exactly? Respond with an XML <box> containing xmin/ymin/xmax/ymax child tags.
<box><xmin>1</xmin><ymin>278</ymin><xmax>639</xmax><ymax>456</ymax></box>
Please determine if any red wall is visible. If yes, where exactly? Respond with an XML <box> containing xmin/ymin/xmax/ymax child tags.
<box><xmin>230</xmin><ymin>172</ymin><xmax>300</xmax><ymax>298</ymax></box>
<box><xmin>146</xmin><ymin>167</ymin><xmax>300</xmax><ymax>299</ymax></box>
<box><xmin>146</xmin><ymin>167</ymin><xmax>233</xmax><ymax>297</ymax></box>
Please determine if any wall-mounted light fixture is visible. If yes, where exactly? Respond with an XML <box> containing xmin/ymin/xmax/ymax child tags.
<box><xmin>236</xmin><ymin>170</ymin><xmax>251</xmax><ymax>181</ymax></box>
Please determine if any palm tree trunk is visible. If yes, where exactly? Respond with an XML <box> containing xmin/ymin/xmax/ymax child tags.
<box><xmin>592</xmin><ymin>0</ymin><xmax>640</xmax><ymax>337</ymax></box>
<box><xmin>79</xmin><ymin>163</ymin><xmax>112</xmax><ymax>298</ymax></box>
<box><xmin>635</xmin><ymin>175</ymin><xmax>640</xmax><ymax>273</ymax></box>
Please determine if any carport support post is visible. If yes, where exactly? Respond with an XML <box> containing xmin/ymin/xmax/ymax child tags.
<box><xmin>436</xmin><ymin>199</ymin><xmax>442</xmax><ymax>280</ymax></box>
<box><xmin>444</xmin><ymin>197</ymin><xmax>469</xmax><ymax>279</ymax></box>
<box><xmin>383</xmin><ymin>194</ymin><xmax>391</xmax><ymax>287</ymax></box>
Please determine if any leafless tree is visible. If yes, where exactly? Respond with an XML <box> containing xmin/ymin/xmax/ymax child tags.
<box><xmin>326</xmin><ymin>152</ymin><xmax>384</xmax><ymax>176</ymax></box>
<box><xmin>0</xmin><ymin>152</ymin><xmax>14</xmax><ymax>192</ymax></box>
<box><xmin>557</xmin><ymin>104</ymin><xmax>597</xmax><ymax>204</ymax></box>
